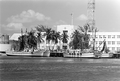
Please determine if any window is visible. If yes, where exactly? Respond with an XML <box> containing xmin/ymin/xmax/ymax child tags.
<box><xmin>117</xmin><ymin>35</ymin><xmax>120</xmax><ymax>38</ymax></box>
<box><xmin>108</xmin><ymin>47</ymin><xmax>111</xmax><ymax>50</ymax></box>
<box><xmin>112</xmin><ymin>41</ymin><xmax>115</xmax><ymax>45</ymax></box>
<box><xmin>117</xmin><ymin>47</ymin><xmax>120</xmax><ymax>51</ymax></box>
<box><xmin>108</xmin><ymin>35</ymin><xmax>111</xmax><ymax>38</ymax></box>
<box><xmin>117</xmin><ymin>41</ymin><xmax>120</xmax><ymax>45</ymax></box>
<box><xmin>112</xmin><ymin>47</ymin><xmax>115</xmax><ymax>50</ymax></box>
<box><xmin>63</xmin><ymin>30</ymin><xmax>68</xmax><ymax>33</ymax></box>
<box><xmin>112</xmin><ymin>35</ymin><xmax>115</xmax><ymax>38</ymax></box>
<box><xmin>99</xmin><ymin>35</ymin><xmax>102</xmax><ymax>38</ymax></box>
<box><xmin>103</xmin><ymin>35</ymin><xmax>106</xmax><ymax>38</ymax></box>
<box><xmin>108</xmin><ymin>41</ymin><xmax>111</xmax><ymax>45</ymax></box>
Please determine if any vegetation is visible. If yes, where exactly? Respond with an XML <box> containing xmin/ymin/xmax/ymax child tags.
<box><xmin>69</xmin><ymin>30</ymin><xmax>83</xmax><ymax>49</ymax></box>
<box><xmin>18</xmin><ymin>30</ymin><xmax>37</xmax><ymax>53</ymax></box>
<box><xmin>15</xmin><ymin>23</ymin><xmax>99</xmax><ymax>53</ymax></box>
<box><xmin>27</xmin><ymin>31</ymin><xmax>37</xmax><ymax>53</ymax></box>
<box><xmin>61</xmin><ymin>31</ymin><xmax>69</xmax><ymax>50</ymax></box>
<box><xmin>35</xmin><ymin>25</ymin><xmax>61</xmax><ymax>51</ymax></box>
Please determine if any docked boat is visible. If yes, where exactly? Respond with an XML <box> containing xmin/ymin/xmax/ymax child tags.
<box><xmin>63</xmin><ymin>50</ymin><xmax>94</xmax><ymax>58</ymax></box>
<box><xmin>111</xmin><ymin>52</ymin><xmax>120</xmax><ymax>58</ymax></box>
<box><xmin>6</xmin><ymin>50</ymin><xmax>44</xmax><ymax>57</ymax></box>
<box><xmin>50</xmin><ymin>51</ymin><xmax>64</xmax><ymax>57</ymax></box>
<box><xmin>43</xmin><ymin>50</ymin><xmax>50</xmax><ymax>57</ymax></box>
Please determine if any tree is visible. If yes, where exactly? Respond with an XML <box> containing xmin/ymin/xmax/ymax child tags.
<box><xmin>78</xmin><ymin>24</ymin><xmax>90</xmax><ymax>49</ymax></box>
<box><xmin>61</xmin><ymin>31</ymin><xmax>69</xmax><ymax>50</ymax></box>
<box><xmin>35</xmin><ymin>25</ymin><xmax>47</xmax><ymax>49</ymax></box>
<box><xmin>51</xmin><ymin>30</ymin><xmax>61</xmax><ymax>51</ymax></box>
<box><xmin>69</xmin><ymin>30</ymin><xmax>83</xmax><ymax>49</ymax></box>
<box><xmin>35</xmin><ymin>25</ymin><xmax>47</xmax><ymax>32</ymax></box>
<box><xmin>27</xmin><ymin>30</ymin><xmax>37</xmax><ymax>54</ymax></box>
<box><xmin>36</xmin><ymin>32</ymin><xmax>44</xmax><ymax>50</ymax></box>
<box><xmin>18</xmin><ymin>35</ymin><xmax>27</xmax><ymax>51</ymax></box>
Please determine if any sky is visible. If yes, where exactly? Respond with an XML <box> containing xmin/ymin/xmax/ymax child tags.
<box><xmin>0</xmin><ymin>0</ymin><xmax>120</xmax><ymax>35</ymax></box>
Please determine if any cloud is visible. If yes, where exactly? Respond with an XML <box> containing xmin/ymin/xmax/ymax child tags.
<box><xmin>7</xmin><ymin>10</ymin><xmax>51</xmax><ymax>23</ymax></box>
<box><xmin>77</xmin><ymin>14</ymin><xmax>88</xmax><ymax>21</ymax></box>
<box><xmin>6</xmin><ymin>23</ymin><xmax>24</xmax><ymax>30</ymax></box>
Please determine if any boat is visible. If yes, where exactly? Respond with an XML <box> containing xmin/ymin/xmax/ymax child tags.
<box><xmin>6</xmin><ymin>50</ymin><xmax>44</xmax><ymax>57</ymax></box>
<box><xmin>43</xmin><ymin>50</ymin><xmax>50</xmax><ymax>57</ymax></box>
<box><xmin>50</xmin><ymin>51</ymin><xmax>64</xmax><ymax>57</ymax></box>
<box><xmin>111</xmin><ymin>52</ymin><xmax>120</xmax><ymax>58</ymax></box>
<box><xmin>63</xmin><ymin>50</ymin><xmax>94</xmax><ymax>58</ymax></box>
<box><xmin>94</xmin><ymin>40</ymin><xmax>112</xmax><ymax>58</ymax></box>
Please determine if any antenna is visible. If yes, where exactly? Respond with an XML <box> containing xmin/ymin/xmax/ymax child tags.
<box><xmin>87</xmin><ymin>0</ymin><xmax>96</xmax><ymax>50</ymax></box>
<box><xmin>87</xmin><ymin>0</ymin><xmax>95</xmax><ymax>31</ymax></box>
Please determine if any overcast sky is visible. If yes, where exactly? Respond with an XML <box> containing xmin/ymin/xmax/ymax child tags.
<box><xmin>0</xmin><ymin>0</ymin><xmax>120</xmax><ymax>35</ymax></box>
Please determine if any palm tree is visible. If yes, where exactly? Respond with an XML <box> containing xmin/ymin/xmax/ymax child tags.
<box><xmin>36</xmin><ymin>32</ymin><xmax>44</xmax><ymax>50</ymax></box>
<box><xmin>51</xmin><ymin>30</ymin><xmax>61</xmax><ymax>51</ymax></box>
<box><xmin>18</xmin><ymin>35</ymin><xmax>26</xmax><ymax>51</ymax></box>
<box><xmin>35</xmin><ymin>25</ymin><xmax>47</xmax><ymax>50</ymax></box>
<box><xmin>78</xmin><ymin>24</ymin><xmax>90</xmax><ymax>49</ymax></box>
<box><xmin>35</xmin><ymin>25</ymin><xmax>47</xmax><ymax>32</ymax></box>
<box><xmin>44</xmin><ymin>27</ymin><xmax>52</xmax><ymax>50</ymax></box>
<box><xmin>50</xmin><ymin>30</ymin><xmax>56</xmax><ymax>50</ymax></box>
<box><xmin>61</xmin><ymin>31</ymin><xmax>69</xmax><ymax>50</ymax></box>
<box><xmin>79</xmin><ymin>23</ymin><xmax>90</xmax><ymax>35</ymax></box>
<box><xmin>54</xmin><ymin>31</ymin><xmax>61</xmax><ymax>51</ymax></box>
<box><xmin>69</xmin><ymin>30</ymin><xmax>83</xmax><ymax>50</ymax></box>
<box><xmin>27</xmin><ymin>30</ymin><xmax>37</xmax><ymax>54</ymax></box>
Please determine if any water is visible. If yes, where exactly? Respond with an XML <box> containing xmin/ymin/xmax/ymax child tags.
<box><xmin>1</xmin><ymin>56</ymin><xmax>120</xmax><ymax>81</ymax></box>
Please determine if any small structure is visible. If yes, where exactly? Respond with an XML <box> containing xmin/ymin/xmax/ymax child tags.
<box><xmin>0</xmin><ymin>35</ymin><xmax>11</xmax><ymax>53</ymax></box>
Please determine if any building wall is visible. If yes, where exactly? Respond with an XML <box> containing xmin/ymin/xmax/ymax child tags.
<box><xmin>0</xmin><ymin>44</ymin><xmax>11</xmax><ymax>52</ymax></box>
<box><xmin>57</xmin><ymin>25</ymin><xmax>74</xmax><ymax>43</ymax></box>
<box><xmin>88</xmin><ymin>32</ymin><xmax>120</xmax><ymax>52</ymax></box>
<box><xmin>57</xmin><ymin>25</ymin><xmax>75</xmax><ymax>49</ymax></box>
<box><xmin>0</xmin><ymin>35</ymin><xmax>11</xmax><ymax>52</ymax></box>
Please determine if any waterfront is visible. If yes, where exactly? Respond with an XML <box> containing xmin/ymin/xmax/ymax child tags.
<box><xmin>1</xmin><ymin>56</ymin><xmax>120</xmax><ymax>81</ymax></box>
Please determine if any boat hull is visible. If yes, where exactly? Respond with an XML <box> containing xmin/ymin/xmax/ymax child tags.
<box><xmin>6</xmin><ymin>50</ymin><xmax>44</xmax><ymax>57</ymax></box>
<box><xmin>64</xmin><ymin>52</ymin><xmax>94</xmax><ymax>58</ymax></box>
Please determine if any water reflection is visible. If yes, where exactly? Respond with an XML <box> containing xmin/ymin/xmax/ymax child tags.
<box><xmin>1</xmin><ymin>56</ymin><xmax>120</xmax><ymax>64</ymax></box>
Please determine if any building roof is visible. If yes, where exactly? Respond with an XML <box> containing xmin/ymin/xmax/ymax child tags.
<box><xmin>10</xmin><ymin>33</ymin><xmax>23</xmax><ymax>41</ymax></box>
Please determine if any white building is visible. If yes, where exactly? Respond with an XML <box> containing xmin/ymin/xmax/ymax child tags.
<box><xmin>88</xmin><ymin>32</ymin><xmax>120</xmax><ymax>52</ymax></box>
<box><xmin>57</xmin><ymin>25</ymin><xmax>74</xmax><ymax>42</ymax></box>
<box><xmin>0</xmin><ymin>35</ymin><xmax>11</xmax><ymax>52</ymax></box>
<box><xmin>57</xmin><ymin>25</ymin><xmax>75</xmax><ymax>49</ymax></box>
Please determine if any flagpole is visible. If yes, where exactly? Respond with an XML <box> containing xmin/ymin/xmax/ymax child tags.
<box><xmin>21</xmin><ymin>28</ymin><xmax>23</xmax><ymax>36</ymax></box>
<box><xmin>71</xmin><ymin>13</ymin><xmax>73</xmax><ymax>25</ymax></box>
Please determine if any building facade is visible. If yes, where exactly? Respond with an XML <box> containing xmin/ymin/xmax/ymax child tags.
<box><xmin>57</xmin><ymin>25</ymin><xmax>74</xmax><ymax>42</ymax></box>
<box><xmin>0</xmin><ymin>35</ymin><xmax>11</xmax><ymax>52</ymax></box>
<box><xmin>57</xmin><ymin>25</ymin><xmax>74</xmax><ymax>49</ymax></box>
<box><xmin>89</xmin><ymin>32</ymin><xmax>120</xmax><ymax>52</ymax></box>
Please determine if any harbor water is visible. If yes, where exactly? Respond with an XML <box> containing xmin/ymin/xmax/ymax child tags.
<box><xmin>1</xmin><ymin>56</ymin><xmax>120</xmax><ymax>81</ymax></box>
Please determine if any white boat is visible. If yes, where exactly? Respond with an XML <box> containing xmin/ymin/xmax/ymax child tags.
<box><xmin>43</xmin><ymin>50</ymin><xmax>50</xmax><ymax>57</ymax></box>
<box><xmin>63</xmin><ymin>50</ymin><xmax>94</xmax><ymax>58</ymax></box>
<box><xmin>6</xmin><ymin>50</ymin><xmax>44</xmax><ymax>57</ymax></box>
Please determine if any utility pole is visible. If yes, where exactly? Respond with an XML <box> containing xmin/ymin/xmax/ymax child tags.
<box><xmin>87</xmin><ymin>0</ymin><xmax>95</xmax><ymax>51</ymax></box>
